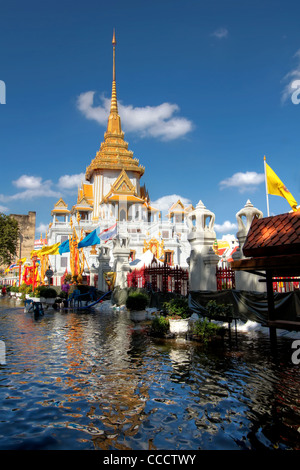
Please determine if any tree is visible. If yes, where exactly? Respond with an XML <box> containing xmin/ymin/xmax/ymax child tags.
<box><xmin>0</xmin><ymin>214</ymin><xmax>20</xmax><ymax>267</ymax></box>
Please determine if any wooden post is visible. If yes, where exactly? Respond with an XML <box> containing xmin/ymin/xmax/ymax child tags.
<box><xmin>266</xmin><ymin>269</ymin><xmax>277</xmax><ymax>345</ymax></box>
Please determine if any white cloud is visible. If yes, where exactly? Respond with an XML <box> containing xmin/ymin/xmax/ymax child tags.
<box><xmin>214</xmin><ymin>220</ymin><xmax>237</xmax><ymax>234</ymax></box>
<box><xmin>36</xmin><ymin>223</ymin><xmax>50</xmax><ymax>236</ymax></box>
<box><xmin>0</xmin><ymin>175</ymin><xmax>61</xmax><ymax>201</ymax></box>
<box><xmin>219</xmin><ymin>171</ymin><xmax>264</xmax><ymax>193</ymax></box>
<box><xmin>281</xmin><ymin>49</ymin><xmax>300</xmax><ymax>104</ymax></box>
<box><xmin>211</xmin><ymin>28</ymin><xmax>228</xmax><ymax>39</ymax></box>
<box><xmin>13</xmin><ymin>175</ymin><xmax>43</xmax><ymax>189</ymax></box>
<box><xmin>150</xmin><ymin>194</ymin><xmax>192</xmax><ymax>215</ymax></box>
<box><xmin>58</xmin><ymin>173</ymin><xmax>86</xmax><ymax>189</ymax></box>
<box><xmin>77</xmin><ymin>91</ymin><xmax>194</xmax><ymax>141</ymax></box>
<box><xmin>0</xmin><ymin>172</ymin><xmax>90</xmax><ymax>210</ymax></box>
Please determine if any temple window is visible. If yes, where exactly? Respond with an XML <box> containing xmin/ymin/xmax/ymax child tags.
<box><xmin>79</xmin><ymin>211</ymin><xmax>89</xmax><ymax>221</ymax></box>
<box><xmin>119</xmin><ymin>209</ymin><xmax>126</xmax><ymax>221</ymax></box>
<box><xmin>175</xmin><ymin>213</ymin><xmax>183</xmax><ymax>223</ymax></box>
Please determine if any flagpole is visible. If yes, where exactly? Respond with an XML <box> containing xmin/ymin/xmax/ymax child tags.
<box><xmin>264</xmin><ymin>156</ymin><xmax>270</xmax><ymax>217</ymax></box>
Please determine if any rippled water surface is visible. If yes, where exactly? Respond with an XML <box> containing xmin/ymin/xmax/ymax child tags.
<box><xmin>1</xmin><ymin>298</ymin><xmax>300</xmax><ymax>450</ymax></box>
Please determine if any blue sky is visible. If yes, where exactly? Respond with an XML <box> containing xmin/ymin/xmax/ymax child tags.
<box><xmin>0</xmin><ymin>0</ymin><xmax>300</xmax><ymax>239</ymax></box>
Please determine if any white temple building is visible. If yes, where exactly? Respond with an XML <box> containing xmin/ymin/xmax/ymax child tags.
<box><xmin>47</xmin><ymin>32</ymin><xmax>195</xmax><ymax>287</ymax></box>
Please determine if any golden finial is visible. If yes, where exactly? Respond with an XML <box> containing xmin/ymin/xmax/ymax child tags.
<box><xmin>112</xmin><ymin>29</ymin><xmax>116</xmax><ymax>46</ymax></box>
<box><xmin>110</xmin><ymin>29</ymin><xmax>118</xmax><ymax>114</ymax></box>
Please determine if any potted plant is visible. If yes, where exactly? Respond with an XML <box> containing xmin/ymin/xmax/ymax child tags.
<box><xmin>150</xmin><ymin>315</ymin><xmax>170</xmax><ymax>337</ymax></box>
<box><xmin>15</xmin><ymin>286</ymin><xmax>22</xmax><ymax>299</ymax></box>
<box><xmin>31</xmin><ymin>286</ymin><xmax>45</xmax><ymax>302</ymax></box>
<box><xmin>9</xmin><ymin>286</ymin><xmax>18</xmax><ymax>297</ymax></box>
<box><xmin>24</xmin><ymin>285</ymin><xmax>33</xmax><ymax>299</ymax></box>
<box><xmin>42</xmin><ymin>287</ymin><xmax>57</xmax><ymax>305</ymax></box>
<box><xmin>163</xmin><ymin>297</ymin><xmax>191</xmax><ymax>336</ymax></box>
<box><xmin>126</xmin><ymin>291</ymin><xmax>149</xmax><ymax>322</ymax></box>
<box><xmin>206</xmin><ymin>300</ymin><xmax>233</xmax><ymax>321</ymax></box>
<box><xmin>191</xmin><ymin>317</ymin><xmax>223</xmax><ymax>345</ymax></box>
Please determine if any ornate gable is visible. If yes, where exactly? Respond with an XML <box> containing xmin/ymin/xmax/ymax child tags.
<box><xmin>72</xmin><ymin>196</ymin><xmax>93</xmax><ymax>213</ymax></box>
<box><xmin>51</xmin><ymin>198</ymin><xmax>70</xmax><ymax>215</ymax></box>
<box><xmin>102</xmin><ymin>169</ymin><xmax>146</xmax><ymax>204</ymax></box>
<box><xmin>112</xmin><ymin>169</ymin><xmax>136</xmax><ymax>195</ymax></box>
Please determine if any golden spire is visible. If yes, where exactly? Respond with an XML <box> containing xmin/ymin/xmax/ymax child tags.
<box><xmin>110</xmin><ymin>29</ymin><xmax>118</xmax><ymax>115</ymax></box>
<box><xmin>85</xmin><ymin>31</ymin><xmax>145</xmax><ymax>182</ymax></box>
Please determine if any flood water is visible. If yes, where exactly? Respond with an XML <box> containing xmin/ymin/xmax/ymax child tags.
<box><xmin>0</xmin><ymin>297</ymin><xmax>300</xmax><ymax>451</ymax></box>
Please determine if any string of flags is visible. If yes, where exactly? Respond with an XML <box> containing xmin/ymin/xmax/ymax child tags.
<box><xmin>30</xmin><ymin>222</ymin><xmax>117</xmax><ymax>258</ymax></box>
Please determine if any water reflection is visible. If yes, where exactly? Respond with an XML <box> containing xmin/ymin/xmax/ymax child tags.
<box><xmin>0</xmin><ymin>298</ymin><xmax>300</xmax><ymax>450</ymax></box>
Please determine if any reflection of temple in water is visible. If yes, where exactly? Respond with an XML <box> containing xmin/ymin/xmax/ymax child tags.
<box><xmin>51</xmin><ymin>311</ymin><xmax>152</xmax><ymax>449</ymax></box>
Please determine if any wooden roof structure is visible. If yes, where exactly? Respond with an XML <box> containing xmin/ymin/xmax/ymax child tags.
<box><xmin>231</xmin><ymin>211</ymin><xmax>300</xmax><ymax>277</ymax></box>
<box><xmin>231</xmin><ymin>210</ymin><xmax>300</xmax><ymax>331</ymax></box>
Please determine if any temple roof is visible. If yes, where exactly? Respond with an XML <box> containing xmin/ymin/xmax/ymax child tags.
<box><xmin>72</xmin><ymin>196</ymin><xmax>93</xmax><ymax>213</ymax></box>
<box><xmin>231</xmin><ymin>211</ymin><xmax>300</xmax><ymax>276</ymax></box>
<box><xmin>166</xmin><ymin>200</ymin><xmax>194</xmax><ymax>217</ymax></box>
<box><xmin>77</xmin><ymin>183</ymin><xmax>93</xmax><ymax>205</ymax></box>
<box><xmin>51</xmin><ymin>198</ymin><xmax>70</xmax><ymax>215</ymax></box>
<box><xmin>243</xmin><ymin>211</ymin><xmax>300</xmax><ymax>257</ymax></box>
<box><xmin>85</xmin><ymin>31</ymin><xmax>144</xmax><ymax>181</ymax></box>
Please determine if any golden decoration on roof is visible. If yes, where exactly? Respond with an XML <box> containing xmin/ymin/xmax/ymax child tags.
<box><xmin>102</xmin><ymin>169</ymin><xmax>145</xmax><ymax>204</ymax></box>
<box><xmin>86</xmin><ymin>30</ymin><xmax>144</xmax><ymax>181</ymax></box>
<box><xmin>143</xmin><ymin>237</ymin><xmax>165</xmax><ymax>259</ymax></box>
<box><xmin>51</xmin><ymin>198</ymin><xmax>71</xmax><ymax>216</ymax></box>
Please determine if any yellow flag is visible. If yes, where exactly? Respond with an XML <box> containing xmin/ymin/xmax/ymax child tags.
<box><xmin>265</xmin><ymin>162</ymin><xmax>298</xmax><ymax>211</ymax></box>
<box><xmin>39</xmin><ymin>242</ymin><xmax>61</xmax><ymax>256</ymax></box>
<box><xmin>31</xmin><ymin>242</ymin><xmax>61</xmax><ymax>257</ymax></box>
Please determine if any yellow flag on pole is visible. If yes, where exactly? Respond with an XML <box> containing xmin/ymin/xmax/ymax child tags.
<box><xmin>265</xmin><ymin>160</ymin><xmax>298</xmax><ymax>212</ymax></box>
<box><xmin>31</xmin><ymin>242</ymin><xmax>61</xmax><ymax>258</ymax></box>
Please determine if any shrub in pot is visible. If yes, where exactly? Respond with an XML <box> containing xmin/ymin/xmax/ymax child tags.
<box><xmin>126</xmin><ymin>291</ymin><xmax>149</xmax><ymax>311</ymax></box>
<box><xmin>150</xmin><ymin>315</ymin><xmax>170</xmax><ymax>337</ymax></box>
<box><xmin>163</xmin><ymin>297</ymin><xmax>192</xmax><ymax>335</ymax></box>
<box><xmin>191</xmin><ymin>317</ymin><xmax>223</xmax><ymax>345</ymax></box>
<box><xmin>39</xmin><ymin>287</ymin><xmax>57</xmax><ymax>298</ymax></box>
<box><xmin>206</xmin><ymin>300</ymin><xmax>233</xmax><ymax>320</ymax></box>
<box><xmin>126</xmin><ymin>291</ymin><xmax>149</xmax><ymax>321</ymax></box>
<box><xmin>163</xmin><ymin>297</ymin><xmax>191</xmax><ymax>319</ymax></box>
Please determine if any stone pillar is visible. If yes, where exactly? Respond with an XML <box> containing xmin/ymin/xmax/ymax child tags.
<box><xmin>112</xmin><ymin>236</ymin><xmax>131</xmax><ymax>289</ymax></box>
<box><xmin>232</xmin><ymin>200</ymin><xmax>265</xmax><ymax>292</ymax></box>
<box><xmin>187</xmin><ymin>200</ymin><xmax>219</xmax><ymax>291</ymax></box>
<box><xmin>97</xmin><ymin>245</ymin><xmax>112</xmax><ymax>291</ymax></box>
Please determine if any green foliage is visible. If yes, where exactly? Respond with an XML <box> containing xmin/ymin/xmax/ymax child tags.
<box><xmin>126</xmin><ymin>291</ymin><xmax>149</xmax><ymax>311</ymax></box>
<box><xmin>19</xmin><ymin>283</ymin><xmax>29</xmax><ymax>293</ymax></box>
<box><xmin>206</xmin><ymin>300</ymin><xmax>233</xmax><ymax>319</ymax></box>
<box><xmin>10</xmin><ymin>285</ymin><xmax>19</xmax><ymax>293</ymax></box>
<box><xmin>163</xmin><ymin>297</ymin><xmax>190</xmax><ymax>318</ymax></box>
<box><xmin>150</xmin><ymin>315</ymin><xmax>170</xmax><ymax>336</ymax></box>
<box><xmin>38</xmin><ymin>286</ymin><xmax>57</xmax><ymax>298</ymax></box>
<box><xmin>0</xmin><ymin>214</ymin><xmax>19</xmax><ymax>267</ymax></box>
<box><xmin>192</xmin><ymin>318</ymin><xmax>222</xmax><ymax>344</ymax></box>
